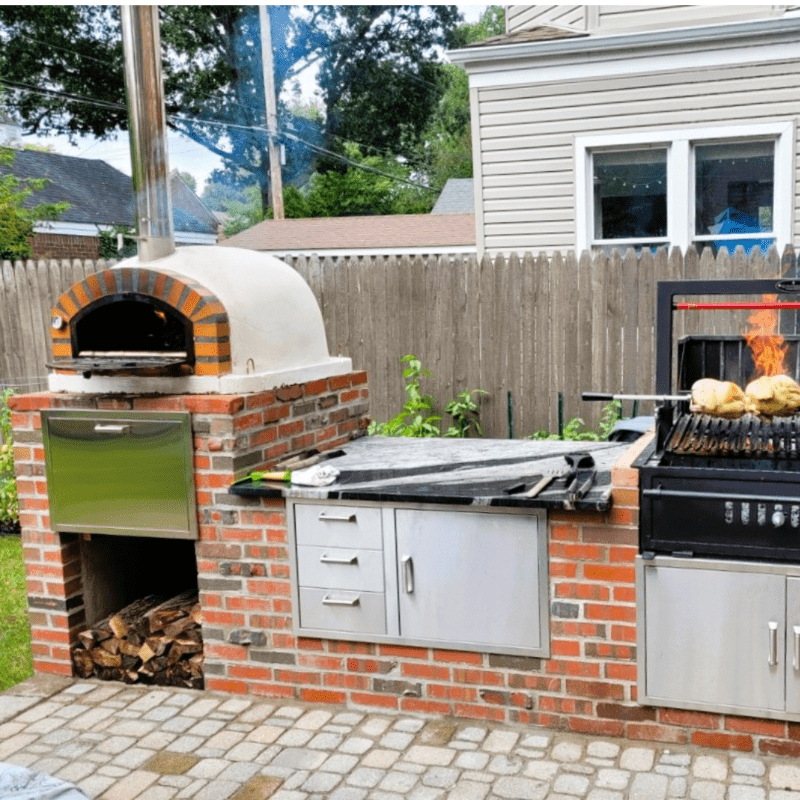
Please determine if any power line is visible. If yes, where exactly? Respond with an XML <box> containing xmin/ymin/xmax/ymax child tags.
<box><xmin>0</xmin><ymin>80</ymin><xmax>437</xmax><ymax>193</ymax></box>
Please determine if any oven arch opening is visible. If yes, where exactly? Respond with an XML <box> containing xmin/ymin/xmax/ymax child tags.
<box><xmin>71</xmin><ymin>294</ymin><xmax>195</xmax><ymax>365</ymax></box>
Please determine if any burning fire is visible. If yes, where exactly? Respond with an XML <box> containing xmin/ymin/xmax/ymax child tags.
<box><xmin>744</xmin><ymin>294</ymin><xmax>788</xmax><ymax>378</ymax></box>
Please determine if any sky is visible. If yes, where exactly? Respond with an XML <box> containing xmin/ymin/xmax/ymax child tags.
<box><xmin>23</xmin><ymin>5</ymin><xmax>488</xmax><ymax>196</ymax></box>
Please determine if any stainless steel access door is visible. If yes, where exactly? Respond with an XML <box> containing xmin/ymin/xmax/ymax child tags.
<box><xmin>643</xmin><ymin>563</ymin><xmax>785</xmax><ymax>714</ymax></box>
<box><xmin>42</xmin><ymin>410</ymin><xmax>197</xmax><ymax>539</ymax></box>
<box><xmin>395</xmin><ymin>508</ymin><xmax>546</xmax><ymax>653</ymax></box>
<box><xmin>786</xmin><ymin>578</ymin><xmax>800</xmax><ymax>713</ymax></box>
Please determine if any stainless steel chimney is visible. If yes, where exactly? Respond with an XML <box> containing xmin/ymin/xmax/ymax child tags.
<box><xmin>120</xmin><ymin>5</ymin><xmax>175</xmax><ymax>262</ymax></box>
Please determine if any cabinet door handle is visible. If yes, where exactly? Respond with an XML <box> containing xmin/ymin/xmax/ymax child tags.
<box><xmin>318</xmin><ymin>513</ymin><xmax>357</xmax><ymax>523</ymax></box>
<box><xmin>320</xmin><ymin>553</ymin><xmax>358</xmax><ymax>565</ymax></box>
<box><xmin>768</xmin><ymin>620</ymin><xmax>779</xmax><ymax>666</ymax></box>
<box><xmin>93</xmin><ymin>424</ymin><xmax>130</xmax><ymax>434</ymax></box>
<box><xmin>793</xmin><ymin>626</ymin><xmax>800</xmax><ymax>670</ymax></box>
<box><xmin>322</xmin><ymin>594</ymin><xmax>360</xmax><ymax>606</ymax></box>
<box><xmin>401</xmin><ymin>555</ymin><xmax>414</xmax><ymax>594</ymax></box>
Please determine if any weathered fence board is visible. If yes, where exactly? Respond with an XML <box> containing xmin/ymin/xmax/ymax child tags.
<box><xmin>1</xmin><ymin>247</ymin><xmax>798</xmax><ymax>438</ymax></box>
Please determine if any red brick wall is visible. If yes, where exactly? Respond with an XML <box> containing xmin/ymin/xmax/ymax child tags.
<box><xmin>11</xmin><ymin>389</ymin><xmax>800</xmax><ymax>757</ymax></box>
<box><xmin>9</xmin><ymin>372</ymin><xmax>369</xmax><ymax>677</ymax></box>
<box><xmin>30</xmin><ymin>234</ymin><xmax>101</xmax><ymax>261</ymax></box>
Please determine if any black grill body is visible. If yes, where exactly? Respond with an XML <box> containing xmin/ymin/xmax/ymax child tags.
<box><xmin>640</xmin><ymin>278</ymin><xmax>800</xmax><ymax>563</ymax></box>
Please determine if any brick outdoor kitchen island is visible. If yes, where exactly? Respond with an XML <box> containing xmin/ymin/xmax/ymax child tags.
<box><xmin>14</xmin><ymin>385</ymin><xmax>800</xmax><ymax>759</ymax></box>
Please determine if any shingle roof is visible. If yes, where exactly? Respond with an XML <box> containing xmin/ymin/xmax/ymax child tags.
<box><xmin>0</xmin><ymin>149</ymin><xmax>217</xmax><ymax>235</ymax></box>
<box><xmin>463</xmin><ymin>26</ymin><xmax>589</xmax><ymax>48</ymax></box>
<box><xmin>221</xmin><ymin>213</ymin><xmax>476</xmax><ymax>253</ymax></box>
<box><xmin>431</xmin><ymin>179</ymin><xmax>474</xmax><ymax>215</ymax></box>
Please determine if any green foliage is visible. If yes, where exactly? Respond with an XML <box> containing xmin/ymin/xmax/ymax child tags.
<box><xmin>0</xmin><ymin>6</ymin><xmax>461</xmax><ymax>215</ymax></box>
<box><xmin>413</xmin><ymin>6</ymin><xmax>505</xmax><ymax>192</ymax></box>
<box><xmin>178</xmin><ymin>171</ymin><xmax>196</xmax><ymax>192</ymax></box>
<box><xmin>0</xmin><ymin>147</ymin><xmax>68</xmax><ymax>260</ymax></box>
<box><xmin>0</xmin><ymin>389</ymin><xmax>18</xmax><ymax>527</ymax></box>
<box><xmin>223</xmin><ymin>185</ymin><xmax>266</xmax><ymax>237</ymax></box>
<box><xmin>97</xmin><ymin>225</ymin><xmax>137</xmax><ymax>259</ymax></box>
<box><xmin>443</xmin><ymin>389</ymin><xmax>487</xmax><ymax>438</ymax></box>
<box><xmin>529</xmin><ymin>401</ymin><xmax>623</xmax><ymax>441</ymax></box>
<box><xmin>449</xmin><ymin>5</ymin><xmax>505</xmax><ymax>48</ymax></box>
<box><xmin>0</xmin><ymin>536</ymin><xmax>33</xmax><ymax>690</ymax></box>
<box><xmin>370</xmin><ymin>355</ymin><xmax>485</xmax><ymax>438</ymax></box>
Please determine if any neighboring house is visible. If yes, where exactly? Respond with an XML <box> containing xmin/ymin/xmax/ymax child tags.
<box><xmin>0</xmin><ymin>149</ymin><xmax>218</xmax><ymax>259</ymax></box>
<box><xmin>220</xmin><ymin>213</ymin><xmax>476</xmax><ymax>260</ymax></box>
<box><xmin>448</xmin><ymin>5</ymin><xmax>800</xmax><ymax>257</ymax></box>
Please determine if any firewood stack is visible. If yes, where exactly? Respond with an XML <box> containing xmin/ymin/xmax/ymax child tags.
<box><xmin>70</xmin><ymin>590</ymin><xmax>203</xmax><ymax>689</ymax></box>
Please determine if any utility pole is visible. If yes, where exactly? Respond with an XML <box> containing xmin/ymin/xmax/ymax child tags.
<box><xmin>259</xmin><ymin>5</ymin><xmax>284</xmax><ymax>220</ymax></box>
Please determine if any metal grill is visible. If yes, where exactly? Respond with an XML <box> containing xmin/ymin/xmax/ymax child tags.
<box><xmin>665</xmin><ymin>412</ymin><xmax>800</xmax><ymax>458</ymax></box>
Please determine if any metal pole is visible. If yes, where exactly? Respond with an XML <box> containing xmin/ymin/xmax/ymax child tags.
<box><xmin>120</xmin><ymin>5</ymin><xmax>175</xmax><ymax>262</ymax></box>
<box><xmin>259</xmin><ymin>6</ymin><xmax>284</xmax><ymax>220</ymax></box>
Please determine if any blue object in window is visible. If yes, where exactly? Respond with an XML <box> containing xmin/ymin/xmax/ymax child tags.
<box><xmin>711</xmin><ymin>208</ymin><xmax>772</xmax><ymax>255</ymax></box>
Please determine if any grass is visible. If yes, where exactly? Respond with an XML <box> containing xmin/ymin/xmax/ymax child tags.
<box><xmin>0</xmin><ymin>535</ymin><xmax>33</xmax><ymax>691</ymax></box>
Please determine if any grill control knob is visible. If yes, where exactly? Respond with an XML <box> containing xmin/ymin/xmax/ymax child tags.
<box><xmin>772</xmin><ymin>507</ymin><xmax>786</xmax><ymax>528</ymax></box>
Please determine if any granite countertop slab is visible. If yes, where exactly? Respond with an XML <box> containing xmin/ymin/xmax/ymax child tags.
<box><xmin>229</xmin><ymin>437</ymin><xmax>633</xmax><ymax>511</ymax></box>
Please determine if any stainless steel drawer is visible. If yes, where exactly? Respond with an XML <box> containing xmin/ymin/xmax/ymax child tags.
<box><xmin>294</xmin><ymin>504</ymin><xmax>382</xmax><ymax>549</ymax></box>
<box><xmin>299</xmin><ymin>588</ymin><xmax>386</xmax><ymax>635</ymax></box>
<box><xmin>41</xmin><ymin>410</ymin><xmax>197</xmax><ymax>540</ymax></box>
<box><xmin>297</xmin><ymin>546</ymin><xmax>384</xmax><ymax>592</ymax></box>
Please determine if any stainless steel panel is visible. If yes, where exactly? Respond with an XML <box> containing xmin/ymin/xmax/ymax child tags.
<box><xmin>42</xmin><ymin>410</ymin><xmax>196</xmax><ymax>540</ymax></box>
<box><xmin>643</xmin><ymin>564</ymin><xmax>785</xmax><ymax>713</ymax></box>
<box><xmin>395</xmin><ymin>508</ymin><xmax>543</xmax><ymax>650</ymax></box>
<box><xmin>299</xmin><ymin>588</ymin><xmax>386</xmax><ymax>635</ymax></box>
<box><xmin>296</xmin><ymin>546</ymin><xmax>385</xmax><ymax>592</ymax></box>
<box><xmin>787</xmin><ymin>578</ymin><xmax>800</xmax><ymax>713</ymax></box>
<box><xmin>294</xmin><ymin>504</ymin><xmax>382</xmax><ymax>549</ymax></box>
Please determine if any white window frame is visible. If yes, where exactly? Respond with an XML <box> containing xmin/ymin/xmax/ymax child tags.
<box><xmin>575</xmin><ymin>121</ymin><xmax>794</xmax><ymax>255</ymax></box>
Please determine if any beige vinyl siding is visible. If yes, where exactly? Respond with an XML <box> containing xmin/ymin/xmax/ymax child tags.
<box><xmin>596</xmin><ymin>5</ymin><xmax>783</xmax><ymax>31</ymax></box>
<box><xmin>507</xmin><ymin>5</ymin><xmax>586</xmax><ymax>33</ymax></box>
<box><xmin>475</xmin><ymin>58</ymin><xmax>800</xmax><ymax>253</ymax></box>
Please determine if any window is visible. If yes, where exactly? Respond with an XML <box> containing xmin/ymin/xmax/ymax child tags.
<box><xmin>576</xmin><ymin>123</ymin><xmax>792</xmax><ymax>256</ymax></box>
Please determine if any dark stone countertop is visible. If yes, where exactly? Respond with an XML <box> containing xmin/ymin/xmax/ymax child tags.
<box><xmin>229</xmin><ymin>437</ymin><xmax>633</xmax><ymax>512</ymax></box>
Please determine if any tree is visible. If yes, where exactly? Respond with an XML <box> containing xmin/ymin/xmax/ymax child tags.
<box><xmin>177</xmin><ymin>171</ymin><xmax>196</xmax><ymax>192</ymax></box>
<box><xmin>0</xmin><ymin>147</ymin><xmax>67</xmax><ymax>259</ymax></box>
<box><xmin>0</xmin><ymin>6</ymin><xmax>461</xmax><ymax>214</ymax></box>
<box><xmin>414</xmin><ymin>6</ymin><xmax>505</xmax><ymax>193</ymax></box>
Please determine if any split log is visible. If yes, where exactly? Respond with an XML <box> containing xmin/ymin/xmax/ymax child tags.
<box><xmin>70</xmin><ymin>590</ymin><xmax>203</xmax><ymax>689</ymax></box>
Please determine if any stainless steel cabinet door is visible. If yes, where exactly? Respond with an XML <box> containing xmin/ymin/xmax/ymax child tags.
<box><xmin>786</xmin><ymin>578</ymin><xmax>800</xmax><ymax>713</ymax></box>
<box><xmin>395</xmin><ymin>509</ymin><xmax>544</xmax><ymax>651</ymax></box>
<box><xmin>644</xmin><ymin>565</ymin><xmax>785</xmax><ymax>713</ymax></box>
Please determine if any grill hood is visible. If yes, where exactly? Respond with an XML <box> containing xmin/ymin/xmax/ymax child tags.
<box><xmin>47</xmin><ymin>245</ymin><xmax>352</xmax><ymax>395</ymax></box>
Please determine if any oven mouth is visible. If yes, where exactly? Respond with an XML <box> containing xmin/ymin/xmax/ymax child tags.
<box><xmin>49</xmin><ymin>293</ymin><xmax>195</xmax><ymax>376</ymax></box>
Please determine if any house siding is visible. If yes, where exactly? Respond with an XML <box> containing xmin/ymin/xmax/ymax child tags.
<box><xmin>507</xmin><ymin>5</ymin><xmax>586</xmax><ymax>33</ymax></box>
<box><xmin>506</xmin><ymin>5</ymin><xmax>784</xmax><ymax>34</ymax></box>
<box><xmin>595</xmin><ymin>5</ymin><xmax>784</xmax><ymax>32</ymax></box>
<box><xmin>474</xmin><ymin>58</ymin><xmax>800</xmax><ymax>254</ymax></box>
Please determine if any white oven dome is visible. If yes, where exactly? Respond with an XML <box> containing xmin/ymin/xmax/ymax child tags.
<box><xmin>48</xmin><ymin>245</ymin><xmax>352</xmax><ymax>394</ymax></box>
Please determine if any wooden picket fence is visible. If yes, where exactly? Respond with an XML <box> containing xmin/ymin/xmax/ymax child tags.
<box><xmin>1</xmin><ymin>246</ymin><xmax>796</xmax><ymax>438</ymax></box>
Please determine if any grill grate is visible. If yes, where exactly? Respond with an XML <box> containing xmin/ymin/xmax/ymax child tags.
<box><xmin>665</xmin><ymin>413</ymin><xmax>800</xmax><ymax>457</ymax></box>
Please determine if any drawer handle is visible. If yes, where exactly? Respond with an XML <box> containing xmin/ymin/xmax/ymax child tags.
<box><xmin>318</xmin><ymin>513</ymin><xmax>357</xmax><ymax>523</ymax></box>
<box><xmin>401</xmin><ymin>555</ymin><xmax>414</xmax><ymax>594</ymax></box>
<box><xmin>93</xmin><ymin>424</ymin><xmax>130</xmax><ymax>434</ymax></box>
<box><xmin>322</xmin><ymin>594</ymin><xmax>360</xmax><ymax>606</ymax></box>
<box><xmin>768</xmin><ymin>620</ymin><xmax>779</xmax><ymax>666</ymax></box>
<box><xmin>320</xmin><ymin>553</ymin><xmax>358</xmax><ymax>565</ymax></box>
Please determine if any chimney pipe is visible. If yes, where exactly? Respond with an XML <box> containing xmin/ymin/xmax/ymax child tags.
<box><xmin>120</xmin><ymin>5</ymin><xmax>175</xmax><ymax>262</ymax></box>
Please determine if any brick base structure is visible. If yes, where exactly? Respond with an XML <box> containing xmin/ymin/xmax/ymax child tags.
<box><xmin>11</xmin><ymin>388</ymin><xmax>800</xmax><ymax>758</ymax></box>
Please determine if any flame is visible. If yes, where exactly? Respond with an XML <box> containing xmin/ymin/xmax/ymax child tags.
<box><xmin>744</xmin><ymin>294</ymin><xmax>787</xmax><ymax>378</ymax></box>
